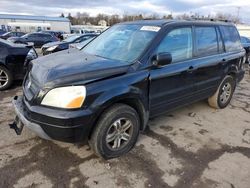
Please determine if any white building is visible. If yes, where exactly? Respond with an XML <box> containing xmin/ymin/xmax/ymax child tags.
<box><xmin>0</xmin><ymin>14</ymin><xmax>71</xmax><ymax>33</ymax></box>
<box><xmin>98</xmin><ymin>20</ymin><xmax>107</xmax><ymax>27</ymax></box>
<box><xmin>237</xmin><ymin>24</ymin><xmax>250</xmax><ymax>38</ymax></box>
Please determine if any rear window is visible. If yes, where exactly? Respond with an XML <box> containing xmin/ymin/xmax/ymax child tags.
<box><xmin>220</xmin><ymin>26</ymin><xmax>242</xmax><ymax>52</ymax></box>
<box><xmin>195</xmin><ymin>26</ymin><xmax>218</xmax><ymax>56</ymax></box>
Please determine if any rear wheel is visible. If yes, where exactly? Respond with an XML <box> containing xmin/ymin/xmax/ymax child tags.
<box><xmin>208</xmin><ymin>75</ymin><xmax>236</xmax><ymax>109</ymax></box>
<box><xmin>0</xmin><ymin>66</ymin><xmax>13</xmax><ymax>91</ymax></box>
<box><xmin>89</xmin><ymin>104</ymin><xmax>140</xmax><ymax>159</ymax></box>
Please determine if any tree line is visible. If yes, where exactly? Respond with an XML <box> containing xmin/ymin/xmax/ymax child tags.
<box><xmin>60</xmin><ymin>12</ymin><xmax>240</xmax><ymax>26</ymax></box>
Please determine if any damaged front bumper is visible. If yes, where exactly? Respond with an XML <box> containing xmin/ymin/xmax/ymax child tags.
<box><xmin>10</xmin><ymin>96</ymin><xmax>51</xmax><ymax>140</ymax></box>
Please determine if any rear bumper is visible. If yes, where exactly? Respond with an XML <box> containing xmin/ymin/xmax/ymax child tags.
<box><xmin>12</xmin><ymin>96</ymin><xmax>95</xmax><ymax>143</ymax></box>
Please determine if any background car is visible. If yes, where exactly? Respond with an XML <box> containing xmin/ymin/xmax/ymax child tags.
<box><xmin>0</xmin><ymin>31</ymin><xmax>25</xmax><ymax>40</ymax></box>
<box><xmin>69</xmin><ymin>37</ymin><xmax>96</xmax><ymax>50</ymax></box>
<box><xmin>39</xmin><ymin>30</ymin><xmax>65</xmax><ymax>40</ymax></box>
<box><xmin>0</xmin><ymin>39</ymin><xmax>38</xmax><ymax>90</ymax></box>
<box><xmin>7</xmin><ymin>32</ymin><xmax>59</xmax><ymax>48</ymax></box>
<box><xmin>240</xmin><ymin>36</ymin><xmax>250</xmax><ymax>64</ymax></box>
<box><xmin>41</xmin><ymin>33</ymin><xmax>98</xmax><ymax>55</ymax></box>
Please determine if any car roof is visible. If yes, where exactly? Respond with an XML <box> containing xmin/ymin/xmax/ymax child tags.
<box><xmin>29</xmin><ymin>32</ymin><xmax>53</xmax><ymax>36</ymax></box>
<box><xmin>119</xmin><ymin>19</ymin><xmax>235</xmax><ymax>27</ymax></box>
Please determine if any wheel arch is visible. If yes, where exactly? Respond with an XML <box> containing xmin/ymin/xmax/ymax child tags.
<box><xmin>88</xmin><ymin>95</ymin><xmax>149</xmax><ymax>140</ymax></box>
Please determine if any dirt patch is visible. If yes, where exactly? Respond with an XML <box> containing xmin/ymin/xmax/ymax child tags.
<box><xmin>145</xmin><ymin>127</ymin><xmax>250</xmax><ymax>188</ymax></box>
<box><xmin>0</xmin><ymin>139</ymin><xmax>96</xmax><ymax>188</ymax></box>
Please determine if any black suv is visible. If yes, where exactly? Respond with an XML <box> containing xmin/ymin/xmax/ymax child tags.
<box><xmin>11</xmin><ymin>20</ymin><xmax>245</xmax><ymax>159</ymax></box>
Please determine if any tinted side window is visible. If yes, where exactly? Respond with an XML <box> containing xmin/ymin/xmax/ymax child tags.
<box><xmin>220</xmin><ymin>26</ymin><xmax>242</xmax><ymax>52</ymax></box>
<box><xmin>43</xmin><ymin>34</ymin><xmax>52</xmax><ymax>40</ymax></box>
<box><xmin>195</xmin><ymin>26</ymin><xmax>218</xmax><ymax>56</ymax></box>
<box><xmin>27</xmin><ymin>34</ymin><xmax>37</xmax><ymax>39</ymax></box>
<box><xmin>157</xmin><ymin>27</ymin><xmax>193</xmax><ymax>63</ymax></box>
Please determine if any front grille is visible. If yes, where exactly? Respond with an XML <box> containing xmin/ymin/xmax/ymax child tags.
<box><xmin>24</xmin><ymin>73</ymin><xmax>41</xmax><ymax>101</ymax></box>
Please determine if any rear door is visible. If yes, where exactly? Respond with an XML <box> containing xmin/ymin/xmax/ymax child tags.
<box><xmin>191</xmin><ymin>25</ymin><xmax>225</xmax><ymax>98</ymax></box>
<box><xmin>149</xmin><ymin>26</ymin><xmax>196</xmax><ymax>116</ymax></box>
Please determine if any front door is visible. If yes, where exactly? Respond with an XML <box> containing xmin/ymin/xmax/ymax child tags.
<box><xmin>149</xmin><ymin>27</ymin><xmax>196</xmax><ymax>116</ymax></box>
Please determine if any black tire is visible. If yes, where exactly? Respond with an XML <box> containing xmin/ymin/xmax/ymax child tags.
<box><xmin>208</xmin><ymin>75</ymin><xmax>236</xmax><ymax>109</ymax></box>
<box><xmin>0</xmin><ymin>66</ymin><xmax>13</xmax><ymax>91</ymax></box>
<box><xmin>89</xmin><ymin>104</ymin><xmax>140</xmax><ymax>159</ymax></box>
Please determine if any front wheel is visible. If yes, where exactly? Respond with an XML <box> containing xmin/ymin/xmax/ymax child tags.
<box><xmin>0</xmin><ymin>66</ymin><xmax>13</xmax><ymax>91</ymax></box>
<box><xmin>208</xmin><ymin>75</ymin><xmax>236</xmax><ymax>109</ymax></box>
<box><xmin>89</xmin><ymin>104</ymin><xmax>140</xmax><ymax>159</ymax></box>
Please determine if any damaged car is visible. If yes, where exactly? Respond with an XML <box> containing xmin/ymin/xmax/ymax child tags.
<box><xmin>11</xmin><ymin>20</ymin><xmax>245</xmax><ymax>159</ymax></box>
<box><xmin>0</xmin><ymin>39</ymin><xmax>37</xmax><ymax>90</ymax></box>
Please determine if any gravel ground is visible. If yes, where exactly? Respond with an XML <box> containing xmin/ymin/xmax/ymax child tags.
<box><xmin>0</xmin><ymin>67</ymin><xmax>250</xmax><ymax>188</ymax></box>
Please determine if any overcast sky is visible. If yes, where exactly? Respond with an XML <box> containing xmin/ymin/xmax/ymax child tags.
<box><xmin>0</xmin><ymin>0</ymin><xmax>250</xmax><ymax>23</ymax></box>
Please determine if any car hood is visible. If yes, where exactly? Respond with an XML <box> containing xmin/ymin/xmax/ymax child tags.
<box><xmin>30</xmin><ymin>50</ymin><xmax>130</xmax><ymax>87</ymax></box>
<box><xmin>42</xmin><ymin>41</ymin><xmax>68</xmax><ymax>48</ymax></box>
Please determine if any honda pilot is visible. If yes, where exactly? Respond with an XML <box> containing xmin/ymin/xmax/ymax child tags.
<box><xmin>11</xmin><ymin>20</ymin><xmax>245</xmax><ymax>159</ymax></box>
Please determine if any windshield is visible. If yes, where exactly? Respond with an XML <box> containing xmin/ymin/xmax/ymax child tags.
<box><xmin>63</xmin><ymin>35</ymin><xmax>80</xmax><ymax>42</ymax></box>
<box><xmin>82</xmin><ymin>24</ymin><xmax>159</xmax><ymax>63</ymax></box>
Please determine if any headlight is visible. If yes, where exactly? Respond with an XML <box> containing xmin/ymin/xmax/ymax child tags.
<box><xmin>47</xmin><ymin>45</ymin><xmax>58</xmax><ymax>51</ymax></box>
<box><xmin>41</xmin><ymin>86</ymin><xmax>86</xmax><ymax>109</ymax></box>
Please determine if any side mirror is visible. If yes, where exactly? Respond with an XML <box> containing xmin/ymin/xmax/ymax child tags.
<box><xmin>152</xmin><ymin>52</ymin><xmax>172</xmax><ymax>67</ymax></box>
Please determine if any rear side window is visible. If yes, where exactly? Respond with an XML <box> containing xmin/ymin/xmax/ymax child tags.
<box><xmin>195</xmin><ymin>26</ymin><xmax>218</xmax><ymax>56</ymax></box>
<box><xmin>220</xmin><ymin>26</ymin><xmax>242</xmax><ymax>52</ymax></box>
<box><xmin>157</xmin><ymin>27</ymin><xmax>193</xmax><ymax>63</ymax></box>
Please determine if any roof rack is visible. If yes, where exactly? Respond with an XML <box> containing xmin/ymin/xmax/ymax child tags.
<box><xmin>185</xmin><ymin>17</ymin><xmax>232</xmax><ymax>23</ymax></box>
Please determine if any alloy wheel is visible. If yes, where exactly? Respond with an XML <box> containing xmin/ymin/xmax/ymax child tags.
<box><xmin>0</xmin><ymin>69</ymin><xmax>8</xmax><ymax>88</ymax></box>
<box><xmin>219</xmin><ymin>82</ymin><xmax>232</xmax><ymax>104</ymax></box>
<box><xmin>106</xmin><ymin>118</ymin><xmax>133</xmax><ymax>150</ymax></box>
